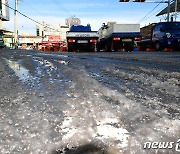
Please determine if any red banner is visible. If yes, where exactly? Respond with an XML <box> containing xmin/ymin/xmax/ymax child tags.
<box><xmin>48</xmin><ymin>35</ymin><xmax>61</xmax><ymax>42</ymax></box>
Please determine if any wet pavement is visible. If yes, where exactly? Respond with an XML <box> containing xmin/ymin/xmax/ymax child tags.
<box><xmin>0</xmin><ymin>49</ymin><xmax>179</xmax><ymax>154</ymax></box>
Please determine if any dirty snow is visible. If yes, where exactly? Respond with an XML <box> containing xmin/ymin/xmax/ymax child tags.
<box><xmin>0</xmin><ymin>50</ymin><xmax>179</xmax><ymax>154</ymax></box>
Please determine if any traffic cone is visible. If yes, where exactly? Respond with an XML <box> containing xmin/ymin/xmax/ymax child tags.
<box><xmin>165</xmin><ymin>48</ymin><xmax>172</xmax><ymax>52</ymax></box>
<box><xmin>146</xmin><ymin>47</ymin><xmax>151</xmax><ymax>52</ymax></box>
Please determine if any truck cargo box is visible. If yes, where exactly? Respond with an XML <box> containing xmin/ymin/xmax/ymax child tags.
<box><xmin>98</xmin><ymin>23</ymin><xmax>141</xmax><ymax>52</ymax></box>
<box><xmin>100</xmin><ymin>24</ymin><xmax>140</xmax><ymax>39</ymax></box>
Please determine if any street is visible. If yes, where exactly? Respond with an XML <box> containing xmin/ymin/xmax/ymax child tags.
<box><xmin>0</xmin><ymin>49</ymin><xmax>179</xmax><ymax>154</ymax></box>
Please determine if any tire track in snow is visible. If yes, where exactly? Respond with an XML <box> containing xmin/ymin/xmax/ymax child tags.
<box><xmin>55</xmin><ymin>64</ymin><xmax>131</xmax><ymax>153</ymax></box>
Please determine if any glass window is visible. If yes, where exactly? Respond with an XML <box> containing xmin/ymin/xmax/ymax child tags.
<box><xmin>163</xmin><ymin>22</ymin><xmax>180</xmax><ymax>30</ymax></box>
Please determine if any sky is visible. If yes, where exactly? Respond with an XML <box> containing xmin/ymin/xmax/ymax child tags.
<box><xmin>2</xmin><ymin>0</ymin><xmax>179</xmax><ymax>35</ymax></box>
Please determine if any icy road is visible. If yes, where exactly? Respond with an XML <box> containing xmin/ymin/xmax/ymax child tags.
<box><xmin>0</xmin><ymin>49</ymin><xmax>179</xmax><ymax>154</ymax></box>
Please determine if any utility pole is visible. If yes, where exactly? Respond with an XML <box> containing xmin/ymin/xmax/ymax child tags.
<box><xmin>167</xmin><ymin>0</ymin><xmax>170</xmax><ymax>22</ymax></box>
<box><xmin>175</xmin><ymin>0</ymin><xmax>178</xmax><ymax>21</ymax></box>
<box><xmin>14</xmin><ymin>0</ymin><xmax>18</xmax><ymax>49</ymax></box>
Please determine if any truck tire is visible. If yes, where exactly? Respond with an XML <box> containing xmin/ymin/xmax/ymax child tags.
<box><xmin>104</xmin><ymin>39</ymin><xmax>112</xmax><ymax>52</ymax></box>
<box><xmin>107</xmin><ymin>42</ymin><xmax>112</xmax><ymax>52</ymax></box>
<box><xmin>113</xmin><ymin>42</ymin><xmax>119</xmax><ymax>52</ymax></box>
<box><xmin>114</xmin><ymin>46</ymin><xmax>118</xmax><ymax>52</ymax></box>
<box><xmin>97</xmin><ymin>44</ymin><xmax>101</xmax><ymax>52</ymax></box>
<box><xmin>124</xmin><ymin>43</ymin><xmax>133</xmax><ymax>52</ymax></box>
<box><xmin>68</xmin><ymin>44</ymin><xmax>73</xmax><ymax>52</ymax></box>
<box><xmin>105</xmin><ymin>44</ymin><xmax>109</xmax><ymax>52</ymax></box>
<box><xmin>140</xmin><ymin>44</ymin><xmax>146</xmax><ymax>51</ymax></box>
<box><xmin>155</xmin><ymin>42</ymin><xmax>163</xmax><ymax>51</ymax></box>
<box><xmin>89</xmin><ymin>44</ymin><xmax>95</xmax><ymax>52</ymax></box>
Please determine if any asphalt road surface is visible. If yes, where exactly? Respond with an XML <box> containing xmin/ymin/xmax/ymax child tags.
<box><xmin>0</xmin><ymin>49</ymin><xmax>179</xmax><ymax>154</ymax></box>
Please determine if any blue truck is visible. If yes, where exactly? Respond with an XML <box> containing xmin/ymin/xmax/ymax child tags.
<box><xmin>138</xmin><ymin>22</ymin><xmax>180</xmax><ymax>51</ymax></box>
<box><xmin>66</xmin><ymin>24</ymin><xmax>99</xmax><ymax>52</ymax></box>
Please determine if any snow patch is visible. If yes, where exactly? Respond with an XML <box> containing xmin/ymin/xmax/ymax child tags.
<box><xmin>57</xmin><ymin>60</ymin><xmax>69</xmax><ymax>65</ymax></box>
<box><xmin>96</xmin><ymin>117</ymin><xmax>130</xmax><ymax>149</ymax></box>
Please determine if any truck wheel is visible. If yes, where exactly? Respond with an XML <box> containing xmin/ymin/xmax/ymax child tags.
<box><xmin>155</xmin><ymin>43</ymin><xmax>162</xmax><ymax>51</ymax></box>
<box><xmin>105</xmin><ymin>41</ymin><xmax>112</xmax><ymax>52</ymax></box>
<box><xmin>124</xmin><ymin>43</ymin><xmax>133</xmax><ymax>52</ymax></box>
<box><xmin>140</xmin><ymin>45</ymin><xmax>146</xmax><ymax>51</ymax></box>
<box><xmin>105</xmin><ymin>44</ymin><xmax>108</xmax><ymax>52</ymax></box>
<box><xmin>68</xmin><ymin>44</ymin><xmax>73</xmax><ymax>52</ymax></box>
<box><xmin>114</xmin><ymin>46</ymin><xmax>118</xmax><ymax>52</ymax></box>
<box><xmin>97</xmin><ymin>46</ymin><xmax>100</xmax><ymax>52</ymax></box>
<box><xmin>89</xmin><ymin>44</ymin><xmax>95</xmax><ymax>52</ymax></box>
<box><xmin>97</xmin><ymin>44</ymin><xmax>100</xmax><ymax>52</ymax></box>
<box><xmin>113</xmin><ymin>42</ymin><xmax>119</xmax><ymax>52</ymax></box>
<box><xmin>107</xmin><ymin>43</ymin><xmax>112</xmax><ymax>52</ymax></box>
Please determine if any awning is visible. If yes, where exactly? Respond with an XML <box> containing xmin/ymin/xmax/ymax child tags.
<box><xmin>0</xmin><ymin>29</ymin><xmax>13</xmax><ymax>33</ymax></box>
<box><xmin>156</xmin><ymin>0</ymin><xmax>180</xmax><ymax>16</ymax></box>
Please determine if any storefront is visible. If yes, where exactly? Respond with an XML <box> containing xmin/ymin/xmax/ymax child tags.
<box><xmin>0</xmin><ymin>29</ymin><xmax>13</xmax><ymax>48</ymax></box>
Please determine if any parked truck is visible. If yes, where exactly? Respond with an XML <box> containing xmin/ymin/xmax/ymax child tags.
<box><xmin>97</xmin><ymin>22</ymin><xmax>141</xmax><ymax>52</ymax></box>
<box><xmin>66</xmin><ymin>24</ymin><xmax>99</xmax><ymax>52</ymax></box>
<box><xmin>137</xmin><ymin>22</ymin><xmax>180</xmax><ymax>51</ymax></box>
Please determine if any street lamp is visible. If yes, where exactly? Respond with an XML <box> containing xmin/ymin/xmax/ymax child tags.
<box><xmin>167</xmin><ymin>0</ymin><xmax>171</xmax><ymax>22</ymax></box>
<box><xmin>175</xmin><ymin>0</ymin><xmax>178</xmax><ymax>21</ymax></box>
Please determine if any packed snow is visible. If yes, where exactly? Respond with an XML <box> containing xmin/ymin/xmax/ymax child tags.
<box><xmin>0</xmin><ymin>50</ymin><xmax>179</xmax><ymax>154</ymax></box>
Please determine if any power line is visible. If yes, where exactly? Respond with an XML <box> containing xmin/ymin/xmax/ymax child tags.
<box><xmin>19</xmin><ymin>1</ymin><xmax>49</xmax><ymax>18</ymax></box>
<box><xmin>139</xmin><ymin>5</ymin><xmax>166</xmax><ymax>22</ymax></box>
<box><xmin>52</xmin><ymin>0</ymin><xmax>72</xmax><ymax>17</ymax></box>
<box><xmin>20</xmin><ymin>0</ymin><xmax>65</xmax><ymax>25</ymax></box>
<box><xmin>138</xmin><ymin>0</ymin><xmax>164</xmax><ymax>23</ymax></box>
<box><xmin>1</xmin><ymin>2</ymin><xmax>62</xmax><ymax>32</ymax></box>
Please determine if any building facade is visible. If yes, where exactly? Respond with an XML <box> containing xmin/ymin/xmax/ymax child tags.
<box><xmin>65</xmin><ymin>17</ymin><xmax>81</xmax><ymax>27</ymax></box>
<box><xmin>36</xmin><ymin>22</ymin><xmax>69</xmax><ymax>42</ymax></box>
<box><xmin>0</xmin><ymin>0</ymin><xmax>10</xmax><ymax>21</ymax></box>
<box><xmin>0</xmin><ymin>0</ymin><xmax>10</xmax><ymax>47</ymax></box>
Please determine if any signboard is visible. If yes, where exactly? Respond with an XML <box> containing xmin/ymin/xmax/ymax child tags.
<box><xmin>48</xmin><ymin>35</ymin><xmax>61</xmax><ymax>42</ymax></box>
<box><xmin>0</xmin><ymin>0</ymin><xmax>10</xmax><ymax>21</ymax></box>
<box><xmin>19</xmin><ymin>37</ymin><xmax>42</xmax><ymax>44</ymax></box>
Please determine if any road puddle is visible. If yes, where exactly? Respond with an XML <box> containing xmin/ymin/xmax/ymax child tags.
<box><xmin>5</xmin><ymin>59</ymin><xmax>30</xmax><ymax>82</ymax></box>
<box><xmin>4</xmin><ymin>58</ymin><xmax>42</xmax><ymax>89</ymax></box>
